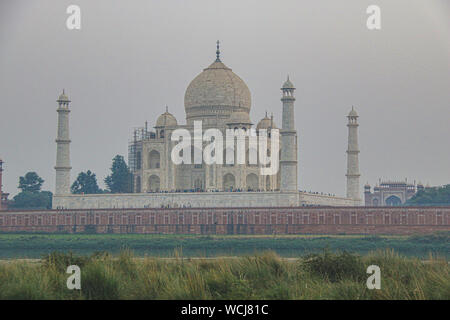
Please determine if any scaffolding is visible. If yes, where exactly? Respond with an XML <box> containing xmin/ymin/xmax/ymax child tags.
<box><xmin>128</xmin><ymin>124</ymin><xmax>156</xmax><ymax>173</ymax></box>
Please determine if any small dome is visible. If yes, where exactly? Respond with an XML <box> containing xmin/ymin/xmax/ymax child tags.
<box><xmin>282</xmin><ymin>77</ymin><xmax>295</xmax><ymax>89</ymax></box>
<box><xmin>257</xmin><ymin>113</ymin><xmax>277</xmax><ymax>130</ymax></box>
<box><xmin>57</xmin><ymin>90</ymin><xmax>70</xmax><ymax>102</ymax></box>
<box><xmin>364</xmin><ymin>183</ymin><xmax>371</xmax><ymax>189</ymax></box>
<box><xmin>228</xmin><ymin>111</ymin><xmax>251</xmax><ymax>124</ymax></box>
<box><xmin>156</xmin><ymin>109</ymin><xmax>177</xmax><ymax>127</ymax></box>
<box><xmin>348</xmin><ymin>107</ymin><xmax>358</xmax><ymax>117</ymax></box>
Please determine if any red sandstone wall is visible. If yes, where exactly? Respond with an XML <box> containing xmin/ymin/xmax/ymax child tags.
<box><xmin>0</xmin><ymin>207</ymin><xmax>449</xmax><ymax>235</ymax></box>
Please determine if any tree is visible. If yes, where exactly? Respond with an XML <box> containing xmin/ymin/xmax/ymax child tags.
<box><xmin>71</xmin><ymin>170</ymin><xmax>103</xmax><ymax>194</ymax></box>
<box><xmin>11</xmin><ymin>191</ymin><xmax>53</xmax><ymax>209</ymax></box>
<box><xmin>407</xmin><ymin>184</ymin><xmax>450</xmax><ymax>206</ymax></box>
<box><xmin>18</xmin><ymin>172</ymin><xmax>44</xmax><ymax>192</ymax></box>
<box><xmin>104</xmin><ymin>155</ymin><xmax>132</xmax><ymax>193</ymax></box>
<box><xmin>12</xmin><ymin>171</ymin><xmax>52</xmax><ymax>209</ymax></box>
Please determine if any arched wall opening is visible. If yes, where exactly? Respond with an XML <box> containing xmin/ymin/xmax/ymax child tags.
<box><xmin>223</xmin><ymin>173</ymin><xmax>236</xmax><ymax>191</ymax></box>
<box><xmin>149</xmin><ymin>150</ymin><xmax>160</xmax><ymax>169</ymax></box>
<box><xmin>246</xmin><ymin>173</ymin><xmax>258</xmax><ymax>191</ymax></box>
<box><xmin>148</xmin><ymin>175</ymin><xmax>160</xmax><ymax>192</ymax></box>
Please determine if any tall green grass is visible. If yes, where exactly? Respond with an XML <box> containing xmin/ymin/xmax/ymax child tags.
<box><xmin>0</xmin><ymin>250</ymin><xmax>448</xmax><ymax>300</ymax></box>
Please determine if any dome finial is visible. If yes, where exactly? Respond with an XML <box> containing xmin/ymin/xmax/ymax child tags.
<box><xmin>166</xmin><ymin>105</ymin><xmax>168</xmax><ymax>113</ymax></box>
<box><xmin>348</xmin><ymin>106</ymin><xmax>358</xmax><ymax>117</ymax></box>
<box><xmin>215</xmin><ymin>40</ymin><xmax>221</xmax><ymax>62</ymax></box>
<box><xmin>57</xmin><ymin>89</ymin><xmax>70</xmax><ymax>103</ymax></box>
<box><xmin>282</xmin><ymin>76</ymin><xmax>295</xmax><ymax>90</ymax></box>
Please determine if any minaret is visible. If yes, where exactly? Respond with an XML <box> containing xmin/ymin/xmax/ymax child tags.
<box><xmin>280</xmin><ymin>76</ymin><xmax>298</xmax><ymax>192</ymax></box>
<box><xmin>346</xmin><ymin>107</ymin><xmax>361</xmax><ymax>202</ymax></box>
<box><xmin>0</xmin><ymin>158</ymin><xmax>4</xmax><ymax>210</ymax></box>
<box><xmin>54</xmin><ymin>90</ymin><xmax>72</xmax><ymax>195</ymax></box>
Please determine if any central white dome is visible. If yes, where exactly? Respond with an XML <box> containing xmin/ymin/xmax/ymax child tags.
<box><xmin>184</xmin><ymin>59</ymin><xmax>251</xmax><ymax>124</ymax></box>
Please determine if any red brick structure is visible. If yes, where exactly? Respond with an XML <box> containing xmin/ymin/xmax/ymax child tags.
<box><xmin>0</xmin><ymin>206</ymin><xmax>449</xmax><ymax>235</ymax></box>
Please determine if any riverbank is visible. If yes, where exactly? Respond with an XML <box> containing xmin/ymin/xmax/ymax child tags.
<box><xmin>0</xmin><ymin>232</ymin><xmax>448</xmax><ymax>259</ymax></box>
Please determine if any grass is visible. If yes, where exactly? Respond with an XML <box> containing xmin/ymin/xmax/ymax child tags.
<box><xmin>0</xmin><ymin>249</ymin><xmax>448</xmax><ymax>300</ymax></box>
<box><xmin>0</xmin><ymin>232</ymin><xmax>449</xmax><ymax>259</ymax></box>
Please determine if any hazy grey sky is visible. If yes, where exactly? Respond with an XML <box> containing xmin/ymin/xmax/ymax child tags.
<box><xmin>0</xmin><ymin>0</ymin><xmax>449</xmax><ymax>197</ymax></box>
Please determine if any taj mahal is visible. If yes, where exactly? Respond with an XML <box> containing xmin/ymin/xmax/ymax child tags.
<box><xmin>52</xmin><ymin>42</ymin><xmax>362</xmax><ymax>209</ymax></box>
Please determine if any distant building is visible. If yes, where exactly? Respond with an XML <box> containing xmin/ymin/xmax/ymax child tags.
<box><xmin>364</xmin><ymin>180</ymin><xmax>423</xmax><ymax>206</ymax></box>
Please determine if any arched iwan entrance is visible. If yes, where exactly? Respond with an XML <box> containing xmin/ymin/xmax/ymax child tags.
<box><xmin>246</xmin><ymin>173</ymin><xmax>258</xmax><ymax>191</ymax></box>
<box><xmin>385</xmin><ymin>195</ymin><xmax>402</xmax><ymax>206</ymax></box>
<box><xmin>223</xmin><ymin>173</ymin><xmax>235</xmax><ymax>191</ymax></box>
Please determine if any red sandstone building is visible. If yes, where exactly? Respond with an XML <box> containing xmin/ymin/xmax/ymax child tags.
<box><xmin>364</xmin><ymin>180</ymin><xmax>422</xmax><ymax>206</ymax></box>
<box><xmin>0</xmin><ymin>206</ymin><xmax>448</xmax><ymax>235</ymax></box>
<box><xmin>1</xmin><ymin>158</ymin><xmax>449</xmax><ymax>235</ymax></box>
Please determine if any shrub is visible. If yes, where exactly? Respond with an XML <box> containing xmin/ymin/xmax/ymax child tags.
<box><xmin>302</xmin><ymin>250</ymin><xmax>365</xmax><ymax>283</ymax></box>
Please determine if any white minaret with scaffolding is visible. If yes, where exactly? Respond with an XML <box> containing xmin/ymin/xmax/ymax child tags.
<box><xmin>346</xmin><ymin>107</ymin><xmax>361</xmax><ymax>202</ymax></box>
<box><xmin>54</xmin><ymin>90</ymin><xmax>72</xmax><ymax>195</ymax></box>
